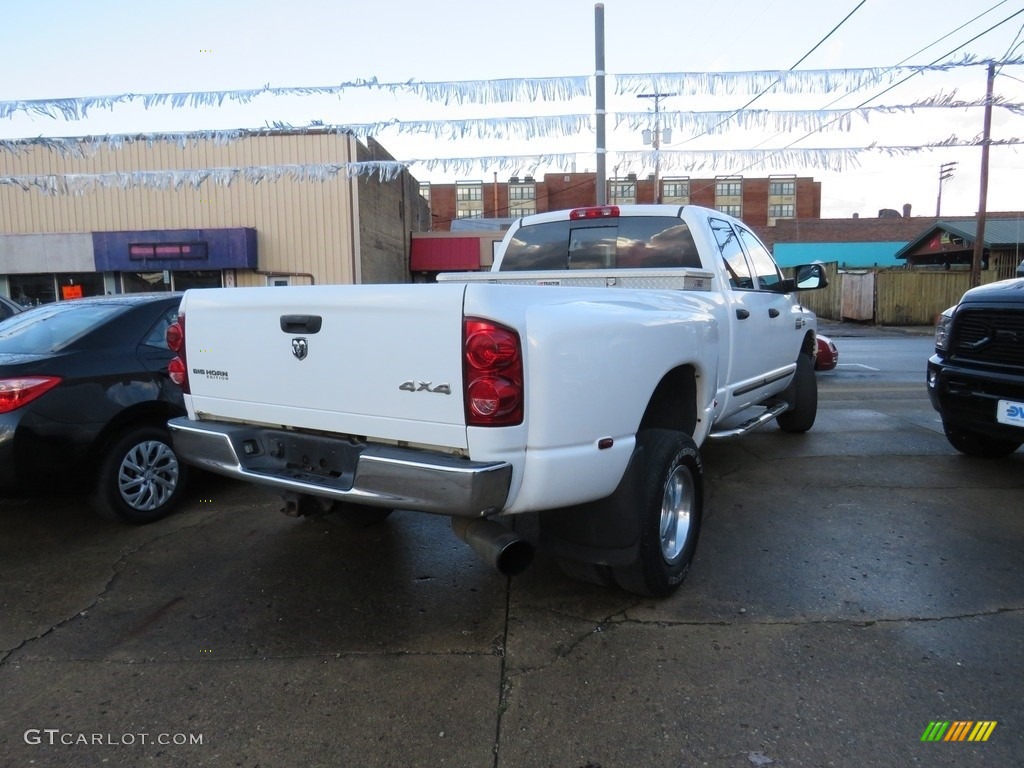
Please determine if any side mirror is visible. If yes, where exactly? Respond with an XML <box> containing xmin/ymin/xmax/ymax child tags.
<box><xmin>792</xmin><ymin>263</ymin><xmax>828</xmax><ymax>291</ymax></box>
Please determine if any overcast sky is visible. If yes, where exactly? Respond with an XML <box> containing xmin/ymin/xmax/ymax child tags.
<box><xmin>2</xmin><ymin>0</ymin><xmax>1023</xmax><ymax>219</ymax></box>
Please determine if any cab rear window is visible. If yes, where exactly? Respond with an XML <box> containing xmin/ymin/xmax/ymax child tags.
<box><xmin>500</xmin><ymin>216</ymin><xmax>701</xmax><ymax>271</ymax></box>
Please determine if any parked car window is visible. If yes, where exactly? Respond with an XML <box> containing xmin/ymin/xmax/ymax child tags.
<box><xmin>709</xmin><ymin>218</ymin><xmax>755</xmax><ymax>290</ymax></box>
<box><xmin>501</xmin><ymin>216</ymin><xmax>701</xmax><ymax>271</ymax></box>
<box><xmin>0</xmin><ymin>302</ymin><xmax>125</xmax><ymax>354</ymax></box>
<box><xmin>141</xmin><ymin>306</ymin><xmax>180</xmax><ymax>349</ymax></box>
<box><xmin>736</xmin><ymin>226</ymin><xmax>784</xmax><ymax>290</ymax></box>
<box><xmin>0</xmin><ymin>295</ymin><xmax>23</xmax><ymax>321</ymax></box>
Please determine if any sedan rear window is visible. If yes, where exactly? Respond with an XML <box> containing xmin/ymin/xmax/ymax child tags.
<box><xmin>500</xmin><ymin>216</ymin><xmax>701</xmax><ymax>271</ymax></box>
<box><xmin>0</xmin><ymin>303</ymin><xmax>125</xmax><ymax>354</ymax></box>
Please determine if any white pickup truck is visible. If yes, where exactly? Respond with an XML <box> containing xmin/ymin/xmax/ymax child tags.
<box><xmin>167</xmin><ymin>204</ymin><xmax>826</xmax><ymax>596</ymax></box>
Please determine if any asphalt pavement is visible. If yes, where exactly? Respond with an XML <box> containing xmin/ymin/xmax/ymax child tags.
<box><xmin>2</xmin><ymin>332</ymin><xmax>1021</xmax><ymax>768</ymax></box>
<box><xmin>817</xmin><ymin>318</ymin><xmax>936</xmax><ymax>338</ymax></box>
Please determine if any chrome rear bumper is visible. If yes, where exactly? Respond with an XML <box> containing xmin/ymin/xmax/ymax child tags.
<box><xmin>168</xmin><ymin>417</ymin><xmax>512</xmax><ymax>518</ymax></box>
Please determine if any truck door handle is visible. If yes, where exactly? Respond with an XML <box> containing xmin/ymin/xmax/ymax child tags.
<box><xmin>280</xmin><ymin>315</ymin><xmax>323</xmax><ymax>334</ymax></box>
<box><xmin>769</xmin><ymin>308</ymin><xmax>780</xmax><ymax>318</ymax></box>
<box><xmin>736</xmin><ymin>308</ymin><xmax>750</xmax><ymax>320</ymax></box>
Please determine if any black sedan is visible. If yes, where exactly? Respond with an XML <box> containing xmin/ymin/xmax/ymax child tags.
<box><xmin>0</xmin><ymin>293</ymin><xmax>188</xmax><ymax>523</ymax></box>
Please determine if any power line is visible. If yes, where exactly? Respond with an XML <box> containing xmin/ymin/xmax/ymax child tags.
<box><xmin>688</xmin><ymin>4</ymin><xmax>1024</xmax><ymax>191</ymax></box>
<box><xmin>673</xmin><ymin>0</ymin><xmax>868</xmax><ymax>147</ymax></box>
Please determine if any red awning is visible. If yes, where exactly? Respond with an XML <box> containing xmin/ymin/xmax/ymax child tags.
<box><xmin>410</xmin><ymin>238</ymin><xmax>481</xmax><ymax>271</ymax></box>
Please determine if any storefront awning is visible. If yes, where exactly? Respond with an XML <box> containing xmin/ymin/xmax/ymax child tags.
<box><xmin>93</xmin><ymin>228</ymin><xmax>257</xmax><ymax>271</ymax></box>
<box><xmin>410</xmin><ymin>237</ymin><xmax>481</xmax><ymax>272</ymax></box>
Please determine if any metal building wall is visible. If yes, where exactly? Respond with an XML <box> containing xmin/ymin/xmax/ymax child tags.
<box><xmin>0</xmin><ymin>132</ymin><xmax>360</xmax><ymax>286</ymax></box>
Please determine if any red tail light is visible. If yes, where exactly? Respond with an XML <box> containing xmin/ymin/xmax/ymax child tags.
<box><xmin>0</xmin><ymin>376</ymin><xmax>62</xmax><ymax>414</ymax></box>
<box><xmin>570</xmin><ymin>205</ymin><xmax>620</xmax><ymax>220</ymax></box>
<box><xmin>166</xmin><ymin>313</ymin><xmax>189</xmax><ymax>393</ymax></box>
<box><xmin>463</xmin><ymin>318</ymin><xmax>523</xmax><ymax>427</ymax></box>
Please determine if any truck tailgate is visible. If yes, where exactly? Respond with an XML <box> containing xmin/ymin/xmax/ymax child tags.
<box><xmin>181</xmin><ymin>284</ymin><xmax>470</xmax><ymax>449</ymax></box>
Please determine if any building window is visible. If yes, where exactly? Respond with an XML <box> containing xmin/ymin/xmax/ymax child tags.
<box><xmin>717</xmin><ymin>204</ymin><xmax>742</xmax><ymax>217</ymax></box>
<box><xmin>419</xmin><ymin>184</ymin><xmax>430</xmax><ymax>202</ymax></box>
<box><xmin>716</xmin><ymin>181</ymin><xmax>742</xmax><ymax>197</ymax></box>
<box><xmin>456</xmin><ymin>209</ymin><xmax>484</xmax><ymax>219</ymax></box>
<box><xmin>510</xmin><ymin>206</ymin><xmax>536</xmax><ymax>217</ymax></box>
<box><xmin>662</xmin><ymin>180</ymin><xmax>690</xmax><ymax>201</ymax></box>
<box><xmin>768</xmin><ymin>204</ymin><xmax>795</xmax><ymax>218</ymax></box>
<box><xmin>456</xmin><ymin>185</ymin><xmax>483</xmax><ymax>202</ymax></box>
<box><xmin>608</xmin><ymin>181</ymin><xmax>636</xmax><ymax>204</ymax></box>
<box><xmin>769</xmin><ymin>180</ymin><xmax>795</xmax><ymax>196</ymax></box>
<box><xmin>121</xmin><ymin>269</ymin><xmax>221</xmax><ymax>293</ymax></box>
<box><xmin>174</xmin><ymin>270</ymin><xmax>222</xmax><ymax>291</ymax></box>
<box><xmin>10</xmin><ymin>273</ymin><xmax>105</xmax><ymax>305</ymax></box>
<box><xmin>510</xmin><ymin>185</ymin><xmax>535</xmax><ymax>201</ymax></box>
<box><xmin>55</xmin><ymin>273</ymin><xmax>105</xmax><ymax>300</ymax></box>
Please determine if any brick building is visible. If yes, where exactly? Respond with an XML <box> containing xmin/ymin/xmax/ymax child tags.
<box><xmin>420</xmin><ymin>173</ymin><xmax>821</xmax><ymax>231</ymax></box>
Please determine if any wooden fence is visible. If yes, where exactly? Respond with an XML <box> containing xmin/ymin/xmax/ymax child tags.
<box><xmin>874</xmin><ymin>270</ymin><xmax>1000</xmax><ymax>325</ymax></box>
<box><xmin>784</xmin><ymin>262</ymin><xmax>841</xmax><ymax>320</ymax></box>
<box><xmin>784</xmin><ymin>264</ymin><xmax>1002</xmax><ymax>325</ymax></box>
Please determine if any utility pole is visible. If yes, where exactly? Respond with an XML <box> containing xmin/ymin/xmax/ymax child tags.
<box><xmin>970</xmin><ymin>61</ymin><xmax>995</xmax><ymax>288</ymax></box>
<box><xmin>595</xmin><ymin>4</ymin><xmax>607</xmax><ymax>205</ymax></box>
<box><xmin>936</xmin><ymin>161</ymin><xmax>956</xmax><ymax>216</ymax></box>
<box><xmin>637</xmin><ymin>92</ymin><xmax>675</xmax><ymax>204</ymax></box>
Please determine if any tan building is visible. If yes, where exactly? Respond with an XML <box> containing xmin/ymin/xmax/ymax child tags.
<box><xmin>0</xmin><ymin>130</ymin><xmax>429</xmax><ymax>305</ymax></box>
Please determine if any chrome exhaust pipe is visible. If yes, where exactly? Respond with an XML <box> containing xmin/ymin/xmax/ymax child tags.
<box><xmin>451</xmin><ymin>517</ymin><xmax>534</xmax><ymax>577</ymax></box>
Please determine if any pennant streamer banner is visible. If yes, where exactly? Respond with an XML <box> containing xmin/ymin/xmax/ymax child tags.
<box><xmin>2</xmin><ymin>93</ymin><xmax>1020</xmax><ymax>160</ymax></box>
<box><xmin>0</xmin><ymin>55</ymin><xmax>1015</xmax><ymax>121</ymax></box>
<box><xmin>0</xmin><ymin>55</ymin><xmax>1020</xmax><ymax>193</ymax></box>
<box><xmin>2</xmin><ymin>139</ymin><xmax>1019</xmax><ymax>196</ymax></box>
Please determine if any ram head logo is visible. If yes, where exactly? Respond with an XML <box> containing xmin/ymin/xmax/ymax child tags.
<box><xmin>291</xmin><ymin>338</ymin><xmax>308</xmax><ymax>360</ymax></box>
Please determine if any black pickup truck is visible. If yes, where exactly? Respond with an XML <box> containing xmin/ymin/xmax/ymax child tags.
<box><xmin>928</xmin><ymin>277</ymin><xmax>1024</xmax><ymax>457</ymax></box>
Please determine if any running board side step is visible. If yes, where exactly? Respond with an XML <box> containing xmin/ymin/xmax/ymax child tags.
<box><xmin>707</xmin><ymin>402</ymin><xmax>789</xmax><ymax>439</ymax></box>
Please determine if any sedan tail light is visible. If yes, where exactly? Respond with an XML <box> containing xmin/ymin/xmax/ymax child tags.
<box><xmin>0</xmin><ymin>376</ymin><xmax>62</xmax><ymax>414</ymax></box>
<box><xmin>463</xmin><ymin>318</ymin><xmax>523</xmax><ymax>427</ymax></box>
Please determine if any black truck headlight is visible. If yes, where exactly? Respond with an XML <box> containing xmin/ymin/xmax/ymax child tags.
<box><xmin>934</xmin><ymin>307</ymin><xmax>955</xmax><ymax>351</ymax></box>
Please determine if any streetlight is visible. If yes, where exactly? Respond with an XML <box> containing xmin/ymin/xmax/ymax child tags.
<box><xmin>936</xmin><ymin>161</ymin><xmax>957</xmax><ymax>216</ymax></box>
<box><xmin>637</xmin><ymin>92</ymin><xmax>675</xmax><ymax>203</ymax></box>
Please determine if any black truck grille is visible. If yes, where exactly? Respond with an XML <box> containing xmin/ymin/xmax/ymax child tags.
<box><xmin>951</xmin><ymin>309</ymin><xmax>1024</xmax><ymax>369</ymax></box>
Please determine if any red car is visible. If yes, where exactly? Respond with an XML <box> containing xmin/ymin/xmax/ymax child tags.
<box><xmin>815</xmin><ymin>334</ymin><xmax>839</xmax><ymax>371</ymax></box>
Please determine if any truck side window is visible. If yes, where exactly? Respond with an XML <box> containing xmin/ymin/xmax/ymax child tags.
<box><xmin>737</xmin><ymin>227</ymin><xmax>784</xmax><ymax>290</ymax></box>
<box><xmin>710</xmin><ymin>218</ymin><xmax>754</xmax><ymax>290</ymax></box>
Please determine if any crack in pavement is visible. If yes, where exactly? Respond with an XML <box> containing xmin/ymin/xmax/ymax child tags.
<box><xmin>0</xmin><ymin>510</ymin><xmax>229</xmax><ymax>665</ymax></box>
<box><xmin>503</xmin><ymin>605</ymin><xmax>1024</xmax><ymax>678</ymax></box>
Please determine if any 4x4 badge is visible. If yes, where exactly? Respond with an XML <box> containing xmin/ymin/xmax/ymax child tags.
<box><xmin>400</xmin><ymin>380</ymin><xmax>452</xmax><ymax>395</ymax></box>
<box><xmin>292</xmin><ymin>338</ymin><xmax>308</xmax><ymax>360</ymax></box>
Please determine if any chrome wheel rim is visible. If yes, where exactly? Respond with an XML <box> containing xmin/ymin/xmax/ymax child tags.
<box><xmin>118</xmin><ymin>440</ymin><xmax>180</xmax><ymax>511</ymax></box>
<box><xmin>659</xmin><ymin>464</ymin><xmax>694</xmax><ymax>563</ymax></box>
